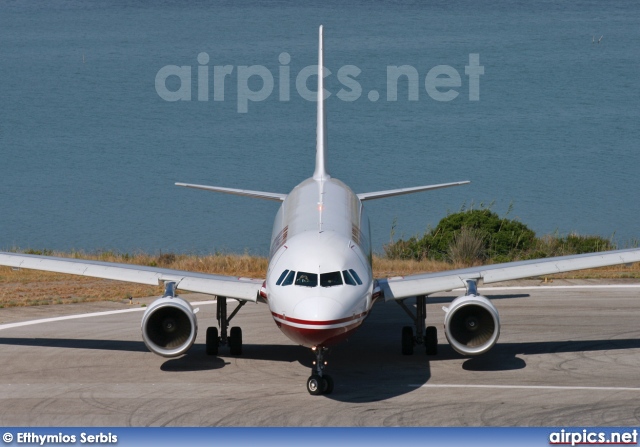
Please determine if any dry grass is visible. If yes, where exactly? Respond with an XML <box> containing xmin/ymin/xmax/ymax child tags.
<box><xmin>372</xmin><ymin>256</ymin><xmax>452</xmax><ymax>277</ymax></box>
<box><xmin>1</xmin><ymin>251</ymin><xmax>639</xmax><ymax>308</ymax></box>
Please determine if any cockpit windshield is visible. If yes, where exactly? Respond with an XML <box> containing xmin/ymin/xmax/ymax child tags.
<box><xmin>295</xmin><ymin>271</ymin><xmax>318</xmax><ymax>287</ymax></box>
<box><xmin>349</xmin><ymin>269</ymin><xmax>363</xmax><ymax>285</ymax></box>
<box><xmin>281</xmin><ymin>270</ymin><xmax>295</xmax><ymax>286</ymax></box>
<box><xmin>342</xmin><ymin>270</ymin><xmax>356</xmax><ymax>286</ymax></box>
<box><xmin>320</xmin><ymin>271</ymin><xmax>343</xmax><ymax>287</ymax></box>
<box><xmin>276</xmin><ymin>269</ymin><xmax>362</xmax><ymax>288</ymax></box>
<box><xmin>276</xmin><ymin>269</ymin><xmax>290</xmax><ymax>285</ymax></box>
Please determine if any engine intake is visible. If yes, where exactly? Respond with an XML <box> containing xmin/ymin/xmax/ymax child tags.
<box><xmin>444</xmin><ymin>294</ymin><xmax>500</xmax><ymax>356</ymax></box>
<box><xmin>141</xmin><ymin>294</ymin><xmax>198</xmax><ymax>358</ymax></box>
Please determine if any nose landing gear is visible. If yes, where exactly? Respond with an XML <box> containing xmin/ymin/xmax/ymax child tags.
<box><xmin>307</xmin><ymin>347</ymin><xmax>334</xmax><ymax>395</ymax></box>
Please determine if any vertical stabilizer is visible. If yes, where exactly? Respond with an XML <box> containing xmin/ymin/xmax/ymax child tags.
<box><xmin>313</xmin><ymin>25</ymin><xmax>330</xmax><ymax>181</ymax></box>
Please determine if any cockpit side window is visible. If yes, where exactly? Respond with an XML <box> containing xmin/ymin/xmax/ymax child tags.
<box><xmin>349</xmin><ymin>269</ymin><xmax>363</xmax><ymax>285</ymax></box>
<box><xmin>281</xmin><ymin>270</ymin><xmax>296</xmax><ymax>286</ymax></box>
<box><xmin>295</xmin><ymin>271</ymin><xmax>318</xmax><ymax>287</ymax></box>
<box><xmin>342</xmin><ymin>270</ymin><xmax>357</xmax><ymax>286</ymax></box>
<box><xmin>276</xmin><ymin>269</ymin><xmax>290</xmax><ymax>286</ymax></box>
<box><xmin>320</xmin><ymin>271</ymin><xmax>343</xmax><ymax>287</ymax></box>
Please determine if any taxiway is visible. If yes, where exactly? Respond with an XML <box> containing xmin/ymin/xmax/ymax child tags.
<box><xmin>1</xmin><ymin>280</ymin><xmax>639</xmax><ymax>426</ymax></box>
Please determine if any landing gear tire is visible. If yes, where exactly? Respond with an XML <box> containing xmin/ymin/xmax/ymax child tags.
<box><xmin>307</xmin><ymin>375</ymin><xmax>324</xmax><ymax>395</ymax></box>
<box><xmin>323</xmin><ymin>375</ymin><xmax>334</xmax><ymax>395</ymax></box>
<box><xmin>401</xmin><ymin>326</ymin><xmax>414</xmax><ymax>355</ymax></box>
<box><xmin>229</xmin><ymin>326</ymin><xmax>243</xmax><ymax>355</ymax></box>
<box><xmin>425</xmin><ymin>326</ymin><xmax>438</xmax><ymax>355</ymax></box>
<box><xmin>206</xmin><ymin>327</ymin><xmax>219</xmax><ymax>356</ymax></box>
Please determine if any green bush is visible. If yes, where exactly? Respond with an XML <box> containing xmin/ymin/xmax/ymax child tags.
<box><xmin>447</xmin><ymin>227</ymin><xmax>487</xmax><ymax>265</ymax></box>
<box><xmin>384</xmin><ymin>206</ymin><xmax>619</xmax><ymax>264</ymax></box>
<box><xmin>520</xmin><ymin>233</ymin><xmax>614</xmax><ymax>260</ymax></box>
<box><xmin>385</xmin><ymin>209</ymin><xmax>536</xmax><ymax>262</ymax></box>
<box><xmin>560</xmin><ymin>234</ymin><xmax>613</xmax><ymax>254</ymax></box>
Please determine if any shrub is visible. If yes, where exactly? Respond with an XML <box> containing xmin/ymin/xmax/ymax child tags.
<box><xmin>560</xmin><ymin>234</ymin><xmax>613</xmax><ymax>254</ymax></box>
<box><xmin>521</xmin><ymin>233</ymin><xmax>614</xmax><ymax>260</ymax></box>
<box><xmin>385</xmin><ymin>208</ymin><xmax>536</xmax><ymax>261</ymax></box>
<box><xmin>447</xmin><ymin>227</ymin><xmax>486</xmax><ymax>266</ymax></box>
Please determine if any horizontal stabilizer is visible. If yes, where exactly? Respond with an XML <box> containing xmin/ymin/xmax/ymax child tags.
<box><xmin>357</xmin><ymin>181</ymin><xmax>470</xmax><ymax>201</ymax></box>
<box><xmin>176</xmin><ymin>183</ymin><xmax>286</xmax><ymax>202</ymax></box>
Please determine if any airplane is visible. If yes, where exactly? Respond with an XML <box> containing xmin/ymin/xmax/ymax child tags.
<box><xmin>2</xmin><ymin>25</ymin><xmax>640</xmax><ymax>396</ymax></box>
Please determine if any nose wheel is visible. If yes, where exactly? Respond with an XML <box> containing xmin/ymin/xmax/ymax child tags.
<box><xmin>307</xmin><ymin>347</ymin><xmax>334</xmax><ymax>395</ymax></box>
<box><xmin>307</xmin><ymin>374</ymin><xmax>334</xmax><ymax>395</ymax></box>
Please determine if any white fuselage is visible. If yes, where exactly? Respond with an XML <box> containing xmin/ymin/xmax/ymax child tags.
<box><xmin>264</xmin><ymin>176</ymin><xmax>375</xmax><ymax>348</ymax></box>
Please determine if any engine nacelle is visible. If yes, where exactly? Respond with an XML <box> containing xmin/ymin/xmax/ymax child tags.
<box><xmin>141</xmin><ymin>295</ymin><xmax>198</xmax><ymax>358</ymax></box>
<box><xmin>444</xmin><ymin>294</ymin><xmax>500</xmax><ymax>356</ymax></box>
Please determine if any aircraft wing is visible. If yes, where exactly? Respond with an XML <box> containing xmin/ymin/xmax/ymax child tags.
<box><xmin>0</xmin><ymin>252</ymin><xmax>263</xmax><ymax>302</ymax></box>
<box><xmin>378</xmin><ymin>247</ymin><xmax>640</xmax><ymax>301</ymax></box>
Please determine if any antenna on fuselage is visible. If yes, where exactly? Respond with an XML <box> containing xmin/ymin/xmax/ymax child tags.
<box><xmin>313</xmin><ymin>25</ymin><xmax>330</xmax><ymax>181</ymax></box>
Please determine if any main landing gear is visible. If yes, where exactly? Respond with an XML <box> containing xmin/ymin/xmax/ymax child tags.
<box><xmin>306</xmin><ymin>347</ymin><xmax>334</xmax><ymax>396</ymax></box>
<box><xmin>397</xmin><ymin>295</ymin><xmax>438</xmax><ymax>356</ymax></box>
<box><xmin>206</xmin><ymin>296</ymin><xmax>246</xmax><ymax>356</ymax></box>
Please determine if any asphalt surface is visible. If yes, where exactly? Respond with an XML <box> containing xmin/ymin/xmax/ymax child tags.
<box><xmin>1</xmin><ymin>280</ymin><xmax>640</xmax><ymax>426</ymax></box>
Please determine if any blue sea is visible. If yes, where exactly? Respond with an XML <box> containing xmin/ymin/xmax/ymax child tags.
<box><xmin>1</xmin><ymin>0</ymin><xmax>639</xmax><ymax>256</ymax></box>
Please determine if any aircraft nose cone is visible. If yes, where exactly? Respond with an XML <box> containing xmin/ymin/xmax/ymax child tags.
<box><xmin>280</xmin><ymin>296</ymin><xmax>359</xmax><ymax>348</ymax></box>
<box><xmin>293</xmin><ymin>297</ymin><xmax>344</xmax><ymax>322</ymax></box>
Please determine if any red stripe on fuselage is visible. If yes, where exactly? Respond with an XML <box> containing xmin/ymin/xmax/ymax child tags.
<box><xmin>276</xmin><ymin>319</ymin><xmax>362</xmax><ymax>347</ymax></box>
<box><xmin>270</xmin><ymin>311</ymin><xmax>368</xmax><ymax>326</ymax></box>
<box><xmin>271</xmin><ymin>310</ymin><xmax>369</xmax><ymax>347</ymax></box>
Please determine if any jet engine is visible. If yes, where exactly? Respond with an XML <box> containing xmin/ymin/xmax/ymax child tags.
<box><xmin>443</xmin><ymin>294</ymin><xmax>500</xmax><ymax>356</ymax></box>
<box><xmin>141</xmin><ymin>283</ymin><xmax>198</xmax><ymax>358</ymax></box>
